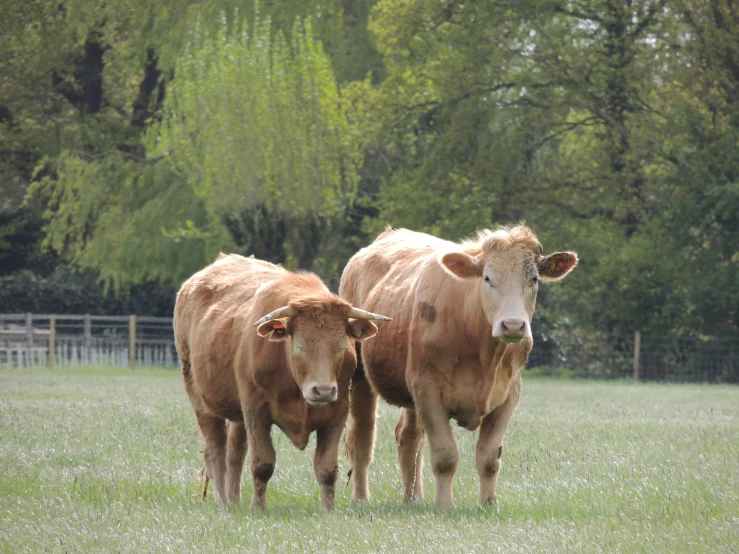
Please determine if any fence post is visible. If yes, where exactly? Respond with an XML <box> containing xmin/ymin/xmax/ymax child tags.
<box><xmin>26</xmin><ymin>312</ymin><xmax>33</xmax><ymax>366</ymax></box>
<box><xmin>84</xmin><ymin>314</ymin><xmax>92</xmax><ymax>364</ymax></box>
<box><xmin>633</xmin><ymin>331</ymin><xmax>641</xmax><ymax>381</ymax></box>
<box><xmin>49</xmin><ymin>316</ymin><xmax>56</xmax><ymax>368</ymax></box>
<box><xmin>129</xmin><ymin>315</ymin><xmax>136</xmax><ymax>370</ymax></box>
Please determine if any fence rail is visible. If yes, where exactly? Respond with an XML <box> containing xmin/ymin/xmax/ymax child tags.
<box><xmin>0</xmin><ymin>313</ymin><xmax>178</xmax><ymax>369</ymax></box>
<box><xmin>1</xmin><ymin>313</ymin><xmax>737</xmax><ymax>382</ymax></box>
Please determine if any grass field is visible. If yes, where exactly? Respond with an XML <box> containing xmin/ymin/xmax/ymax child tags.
<box><xmin>1</xmin><ymin>367</ymin><xmax>738</xmax><ymax>553</ymax></box>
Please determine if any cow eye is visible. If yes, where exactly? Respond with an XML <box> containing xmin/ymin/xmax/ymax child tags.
<box><xmin>531</xmin><ymin>276</ymin><xmax>539</xmax><ymax>286</ymax></box>
<box><xmin>483</xmin><ymin>275</ymin><xmax>493</xmax><ymax>285</ymax></box>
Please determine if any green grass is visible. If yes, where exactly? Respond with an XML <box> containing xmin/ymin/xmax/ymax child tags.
<box><xmin>1</xmin><ymin>367</ymin><xmax>738</xmax><ymax>553</ymax></box>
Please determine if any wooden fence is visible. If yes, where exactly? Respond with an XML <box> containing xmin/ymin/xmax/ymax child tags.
<box><xmin>3</xmin><ymin>313</ymin><xmax>736</xmax><ymax>382</ymax></box>
<box><xmin>0</xmin><ymin>313</ymin><xmax>178</xmax><ymax>369</ymax></box>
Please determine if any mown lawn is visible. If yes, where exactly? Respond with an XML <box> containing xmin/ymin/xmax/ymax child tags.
<box><xmin>0</xmin><ymin>366</ymin><xmax>737</xmax><ymax>553</ymax></box>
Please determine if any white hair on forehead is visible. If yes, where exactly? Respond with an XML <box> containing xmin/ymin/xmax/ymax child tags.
<box><xmin>458</xmin><ymin>225</ymin><xmax>542</xmax><ymax>257</ymax></box>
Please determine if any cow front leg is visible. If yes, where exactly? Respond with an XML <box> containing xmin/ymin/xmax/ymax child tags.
<box><xmin>476</xmin><ymin>379</ymin><xmax>519</xmax><ymax>505</ymax></box>
<box><xmin>395</xmin><ymin>408</ymin><xmax>425</xmax><ymax>502</ymax></box>
<box><xmin>314</xmin><ymin>420</ymin><xmax>344</xmax><ymax>510</ymax></box>
<box><xmin>225</xmin><ymin>421</ymin><xmax>247</xmax><ymax>504</ymax></box>
<box><xmin>245</xmin><ymin>408</ymin><xmax>276</xmax><ymax>510</ymax></box>
<box><xmin>195</xmin><ymin>411</ymin><xmax>228</xmax><ymax>504</ymax></box>
<box><xmin>415</xmin><ymin>386</ymin><xmax>458</xmax><ymax>508</ymax></box>
<box><xmin>345</xmin><ymin>369</ymin><xmax>378</xmax><ymax>502</ymax></box>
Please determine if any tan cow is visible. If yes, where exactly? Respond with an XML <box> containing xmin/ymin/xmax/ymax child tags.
<box><xmin>340</xmin><ymin>225</ymin><xmax>577</xmax><ymax>507</ymax></box>
<box><xmin>174</xmin><ymin>254</ymin><xmax>390</xmax><ymax>509</ymax></box>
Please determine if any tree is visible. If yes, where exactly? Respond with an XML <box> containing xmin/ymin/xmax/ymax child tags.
<box><xmin>355</xmin><ymin>0</ymin><xmax>692</xmax><ymax>337</ymax></box>
<box><xmin>32</xmin><ymin>11</ymin><xmax>362</xmax><ymax>290</ymax></box>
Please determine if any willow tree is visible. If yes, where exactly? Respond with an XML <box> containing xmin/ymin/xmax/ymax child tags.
<box><xmin>155</xmin><ymin>16</ymin><xmax>360</xmax><ymax>226</ymax></box>
<box><xmin>34</xmin><ymin>13</ymin><xmax>361</xmax><ymax>290</ymax></box>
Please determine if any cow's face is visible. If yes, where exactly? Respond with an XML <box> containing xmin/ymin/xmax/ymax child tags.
<box><xmin>256</xmin><ymin>312</ymin><xmax>378</xmax><ymax>405</ymax></box>
<box><xmin>440</xmin><ymin>228</ymin><xmax>577</xmax><ymax>343</ymax></box>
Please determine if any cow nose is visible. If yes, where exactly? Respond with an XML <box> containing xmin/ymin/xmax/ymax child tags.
<box><xmin>501</xmin><ymin>319</ymin><xmax>527</xmax><ymax>338</ymax></box>
<box><xmin>305</xmin><ymin>382</ymin><xmax>338</xmax><ymax>404</ymax></box>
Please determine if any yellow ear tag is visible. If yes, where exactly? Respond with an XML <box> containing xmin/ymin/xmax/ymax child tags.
<box><xmin>352</xmin><ymin>327</ymin><xmax>362</xmax><ymax>338</ymax></box>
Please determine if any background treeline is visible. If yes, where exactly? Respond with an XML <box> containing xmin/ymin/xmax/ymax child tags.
<box><xmin>1</xmin><ymin>1</ymin><xmax>738</xmax><ymax>377</ymax></box>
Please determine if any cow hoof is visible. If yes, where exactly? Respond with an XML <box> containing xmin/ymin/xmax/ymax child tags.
<box><xmin>480</xmin><ymin>495</ymin><xmax>498</xmax><ymax>507</ymax></box>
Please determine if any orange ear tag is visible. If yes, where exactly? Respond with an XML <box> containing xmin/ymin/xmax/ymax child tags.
<box><xmin>273</xmin><ymin>322</ymin><xmax>285</xmax><ymax>330</ymax></box>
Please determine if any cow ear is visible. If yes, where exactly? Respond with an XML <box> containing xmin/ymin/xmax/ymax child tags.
<box><xmin>347</xmin><ymin>319</ymin><xmax>378</xmax><ymax>341</ymax></box>
<box><xmin>439</xmin><ymin>252</ymin><xmax>483</xmax><ymax>279</ymax></box>
<box><xmin>538</xmin><ymin>252</ymin><xmax>578</xmax><ymax>282</ymax></box>
<box><xmin>256</xmin><ymin>318</ymin><xmax>290</xmax><ymax>341</ymax></box>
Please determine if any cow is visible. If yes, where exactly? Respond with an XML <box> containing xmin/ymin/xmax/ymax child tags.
<box><xmin>174</xmin><ymin>253</ymin><xmax>390</xmax><ymax>510</ymax></box>
<box><xmin>339</xmin><ymin>225</ymin><xmax>577</xmax><ymax>507</ymax></box>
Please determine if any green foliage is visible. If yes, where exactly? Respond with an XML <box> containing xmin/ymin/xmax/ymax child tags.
<box><xmin>361</xmin><ymin>0</ymin><xmax>738</xmax><ymax>342</ymax></box>
<box><xmin>0</xmin><ymin>268</ymin><xmax>175</xmax><ymax>315</ymax></box>
<box><xmin>22</xmin><ymin>5</ymin><xmax>365</xmax><ymax>291</ymax></box>
<box><xmin>32</xmin><ymin>152</ymin><xmax>219</xmax><ymax>290</ymax></box>
<box><xmin>3</xmin><ymin>0</ymin><xmax>739</xmax><ymax>357</ymax></box>
<box><xmin>155</xmin><ymin>16</ymin><xmax>361</xmax><ymax>220</ymax></box>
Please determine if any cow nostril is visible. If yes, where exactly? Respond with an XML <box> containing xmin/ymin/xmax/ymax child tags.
<box><xmin>310</xmin><ymin>383</ymin><xmax>337</xmax><ymax>400</ymax></box>
<box><xmin>501</xmin><ymin>319</ymin><xmax>526</xmax><ymax>336</ymax></box>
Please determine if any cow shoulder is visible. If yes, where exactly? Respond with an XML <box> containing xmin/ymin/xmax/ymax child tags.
<box><xmin>410</xmin><ymin>254</ymin><xmax>487</xmax><ymax>362</ymax></box>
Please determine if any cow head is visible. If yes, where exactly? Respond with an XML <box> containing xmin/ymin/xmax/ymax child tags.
<box><xmin>254</xmin><ymin>301</ymin><xmax>390</xmax><ymax>405</ymax></box>
<box><xmin>439</xmin><ymin>226</ymin><xmax>577</xmax><ymax>343</ymax></box>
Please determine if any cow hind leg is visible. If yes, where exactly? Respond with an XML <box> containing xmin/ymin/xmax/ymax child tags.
<box><xmin>184</xmin><ymin>370</ymin><xmax>229</xmax><ymax>505</ymax></box>
<box><xmin>225</xmin><ymin>421</ymin><xmax>247</xmax><ymax>504</ymax></box>
<box><xmin>195</xmin><ymin>411</ymin><xmax>228</xmax><ymax>504</ymax></box>
<box><xmin>345</xmin><ymin>366</ymin><xmax>378</xmax><ymax>502</ymax></box>
<box><xmin>395</xmin><ymin>408</ymin><xmax>425</xmax><ymax>502</ymax></box>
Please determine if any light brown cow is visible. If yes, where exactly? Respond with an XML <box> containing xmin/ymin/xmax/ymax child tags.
<box><xmin>340</xmin><ymin>225</ymin><xmax>577</xmax><ymax>507</ymax></box>
<box><xmin>174</xmin><ymin>254</ymin><xmax>390</xmax><ymax>509</ymax></box>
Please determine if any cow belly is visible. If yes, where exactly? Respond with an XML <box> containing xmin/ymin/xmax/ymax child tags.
<box><xmin>365</xmin><ymin>361</ymin><xmax>414</xmax><ymax>408</ymax></box>
<box><xmin>192</xmin><ymin>365</ymin><xmax>243</xmax><ymax>421</ymax></box>
<box><xmin>202</xmin><ymin>396</ymin><xmax>243</xmax><ymax>422</ymax></box>
<box><xmin>361</xmin><ymin>332</ymin><xmax>414</xmax><ymax>408</ymax></box>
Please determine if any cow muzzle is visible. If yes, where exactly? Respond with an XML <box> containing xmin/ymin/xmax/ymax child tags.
<box><xmin>303</xmin><ymin>382</ymin><xmax>339</xmax><ymax>405</ymax></box>
<box><xmin>493</xmin><ymin>319</ymin><xmax>531</xmax><ymax>344</ymax></box>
